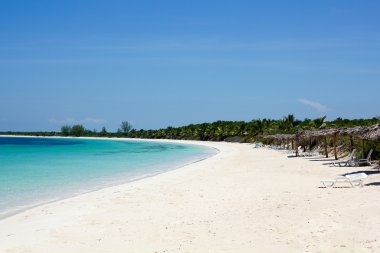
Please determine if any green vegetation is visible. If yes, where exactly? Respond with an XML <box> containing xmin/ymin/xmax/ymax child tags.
<box><xmin>70</xmin><ymin>125</ymin><xmax>86</xmax><ymax>137</ymax></box>
<box><xmin>99</xmin><ymin>126</ymin><xmax>108</xmax><ymax>137</ymax></box>
<box><xmin>60</xmin><ymin>125</ymin><xmax>86</xmax><ymax>137</ymax></box>
<box><xmin>1</xmin><ymin>116</ymin><xmax>378</xmax><ymax>142</ymax></box>
<box><xmin>127</xmin><ymin>115</ymin><xmax>379</xmax><ymax>142</ymax></box>
<box><xmin>119</xmin><ymin>121</ymin><xmax>133</xmax><ymax>135</ymax></box>
<box><xmin>60</xmin><ymin>125</ymin><xmax>71</xmax><ymax>136</ymax></box>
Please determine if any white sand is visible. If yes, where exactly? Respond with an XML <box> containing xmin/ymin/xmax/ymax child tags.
<box><xmin>0</xmin><ymin>140</ymin><xmax>379</xmax><ymax>253</ymax></box>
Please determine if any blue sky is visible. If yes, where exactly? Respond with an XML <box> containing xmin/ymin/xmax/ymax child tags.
<box><xmin>1</xmin><ymin>0</ymin><xmax>379</xmax><ymax>131</ymax></box>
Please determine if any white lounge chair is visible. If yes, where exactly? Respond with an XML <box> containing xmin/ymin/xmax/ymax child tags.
<box><xmin>321</xmin><ymin>172</ymin><xmax>368</xmax><ymax>188</ymax></box>
<box><xmin>299</xmin><ymin>147</ymin><xmax>320</xmax><ymax>157</ymax></box>
<box><xmin>353</xmin><ymin>149</ymin><xmax>374</xmax><ymax>166</ymax></box>
<box><xmin>332</xmin><ymin>149</ymin><xmax>356</xmax><ymax>167</ymax></box>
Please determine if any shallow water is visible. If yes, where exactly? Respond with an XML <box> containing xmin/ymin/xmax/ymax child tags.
<box><xmin>0</xmin><ymin>137</ymin><xmax>217</xmax><ymax>218</ymax></box>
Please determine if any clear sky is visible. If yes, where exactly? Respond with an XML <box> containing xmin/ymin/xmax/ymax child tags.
<box><xmin>1</xmin><ymin>0</ymin><xmax>379</xmax><ymax>131</ymax></box>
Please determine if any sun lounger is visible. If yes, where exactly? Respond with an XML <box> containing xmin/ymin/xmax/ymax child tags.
<box><xmin>332</xmin><ymin>149</ymin><xmax>356</xmax><ymax>167</ymax></box>
<box><xmin>252</xmin><ymin>142</ymin><xmax>263</xmax><ymax>148</ymax></box>
<box><xmin>321</xmin><ymin>172</ymin><xmax>367</xmax><ymax>188</ymax></box>
<box><xmin>353</xmin><ymin>149</ymin><xmax>374</xmax><ymax>166</ymax></box>
<box><xmin>299</xmin><ymin>150</ymin><xmax>319</xmax><ymax>157</ymax></box>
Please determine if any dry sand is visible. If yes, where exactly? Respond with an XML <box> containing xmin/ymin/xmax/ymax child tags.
<box><xmin>0</xmin><ymin>140</ymin><xmax>379</xmax><ymax>253</ymax></box>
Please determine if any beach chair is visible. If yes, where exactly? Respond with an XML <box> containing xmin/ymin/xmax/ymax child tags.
<box><xmin>354</xmin><ymin>149</ymin><xmax>374</xmax><ymax>166</ymax></box>
<box><xmin>321</xmin><ymin>172</ymin><xmax>368</xmax><ymax>188</ymax></box>
<box><xmin>299</xmin><ymin>147</ymin><xmax>320</xmax><ymax>157</ymax></box>
<box><xmin>332</xmin><ymin>149</ymin><xmax>356</xmax><ymax>167</ymax></box>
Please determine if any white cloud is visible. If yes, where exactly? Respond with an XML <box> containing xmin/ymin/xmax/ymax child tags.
<box><xmin>48</xmin><ymin>117</ymin><xmax>107</xmax><ymax>125</ymax></box>
<box><xmin>298</xmin><ymin>99</ymin><xmax>330</xmax><ymax>112</ymax></box>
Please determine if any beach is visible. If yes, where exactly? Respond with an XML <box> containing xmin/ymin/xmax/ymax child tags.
<box><xmin>0</xmin><ymin>140</ymin><xmax>379</xmax><ymax>253</ymax></box>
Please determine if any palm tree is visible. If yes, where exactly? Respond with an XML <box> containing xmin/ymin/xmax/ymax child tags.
<box><xmin>285</xmin><ymin>114</ymin><xmax>295</xmax><ymax>128</ymax></box>
<box><xmin>312</xmin><ymin>116</ymin><xmax>327</xmax><ymax>130</ymax></box>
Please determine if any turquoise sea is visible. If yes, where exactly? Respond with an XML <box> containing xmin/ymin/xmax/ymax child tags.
<box><xmin>0</xmin><ymin>137</ymin><xmax>217</xmax><ymax>218</ymax></box>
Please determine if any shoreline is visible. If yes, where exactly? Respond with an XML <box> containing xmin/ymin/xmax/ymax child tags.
<box><xmin>0</xmin><ymin>150</ymin><xmax>218</xmax><ymax>221</ymax></box>
<box><xmin>1</xmin><ymin>140</ymin><xmax>379</xmax><ymax>252</ymax></box>
<box><xmin>0</xmin><ymin>136</ymin><xmax>220</xmax><ymax>220</ymax></box>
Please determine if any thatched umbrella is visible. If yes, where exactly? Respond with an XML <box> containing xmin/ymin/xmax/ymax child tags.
<box><xmin>341</xmin><ymin>124</ymin><xmax>379</xmax><ymax>158</ymax></box>
<box><xmin>340</xmin><ymin>125</ymin><xmax>369</xmax><ymax>158</ymax></box>
<box><xmin>265</xmin><ymin>123</ymin><xmax>379</xmax><ymax>159</ymax></box>
<box><xmin>360</xmin><ymin>123</ymin><xmax>380</xmax><ymax>141</ymax></box>
<box><xmin>295</xmin><ymin>130</ymin><xmax>311</xmax><ymax>156</ymax></box>
<box><xmin>316</xmin><ymin>128</ymin><xmax>341</xmax><ymax>160</ymax></box>
<box><xmin>280</xmin><ymin>134</ymin><xmax>296</xmax><ymax>149</ymax></box>
<box><xmin>356</xmin><ymin>124</ymin><xmax>380</xmax><ymax>158</ymax></box>
<box><xmin>262</xmin><ymin>134</ymin><xmax>296</xmax><ymax>140</ymax></box>
<box><xmin>261</xmin><ymin>134</ymin><xmax>296</xmax><ymax>149</ymax></box>
<box><xmin>297</xmin><ymin>128</ymin><xmax>340</xmax><ymax>159</ymax></box>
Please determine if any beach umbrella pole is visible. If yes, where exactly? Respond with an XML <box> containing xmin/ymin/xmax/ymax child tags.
<box><xmin>350</xmin><ymin>136</ymin><xmax>354</xmax><ymax>151</ymax></box>
<box><xmin>324</xmin><ymin>137</ymin><xmax>328</xmax><ymax>158</ymax></box>
<box><xmin>361</xmin><ymin>139</ymin><xmax>365</xmax><ymax>159</ymax></box>
<box><xmin>333</xmin><ymin>134</ymin><xmax>338</xmax><ymax>160</ymax></box>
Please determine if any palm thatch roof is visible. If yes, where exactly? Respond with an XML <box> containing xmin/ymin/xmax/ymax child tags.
<box><xmin>261</xmin><ymin>134</ymin><xmax>296</xmax><ymax>141</ymax></box>
<box><xmin>360</xmin><ymin>123</ymin><xmax>380</xmax><ymax>140</ymax></box>
<box><xmin>339</xmin><ymin>126</ymin><xmax>369</xmax><ymax>137</ymax></box>
<box><xmin>338</xmin><ymin>123</ymin><xmax>380</xmax><ymax>140</ymax></box>
<box><xmin>297</xmin><ymin>128</ymin><xmax>339</xmax><ymax>139</ymax></box>
<box><xmin>264</xmin><ymin>123</ymin><xmax>380</xmax><ymax>141</ymax></box>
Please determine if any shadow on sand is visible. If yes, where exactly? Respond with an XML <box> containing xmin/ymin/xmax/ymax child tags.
<box><xmin>342</xmin><ymin>169</ymin><xmax>380</xmax><ymax>176</ymax></box>
<box><xmin>365</xmin><ymin>182</ymin><xmax>380</xmax><ymax>186</ymax></box>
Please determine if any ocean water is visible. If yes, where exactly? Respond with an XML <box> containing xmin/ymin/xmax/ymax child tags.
<box><xmin>0</xmin><ymin>137</ymin><xmax>217</xmax><ymax>218</ymax></box>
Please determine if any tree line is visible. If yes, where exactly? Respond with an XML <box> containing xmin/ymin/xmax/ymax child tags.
<box><xmin>60</xmin><ymin>121</ymin><xmax>133</xmax><ymax>137</ymax></box>
<box><xmin>127</xmin><ymin>116</ymin><xmax>380</xmax><ymax>142</ymax></box>
<box><xmin>1</xmin><ymin>116</ymin><xmax>379</xmax><ymax>142</ymax></box>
